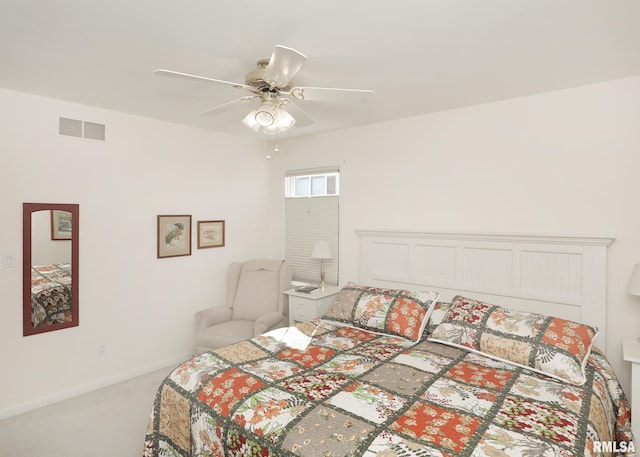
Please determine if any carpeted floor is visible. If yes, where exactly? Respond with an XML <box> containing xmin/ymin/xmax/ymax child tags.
<box><xmin>0</xmin><ymin>367</ymin><xmax>172</xmax><ymax>457</ymax></box>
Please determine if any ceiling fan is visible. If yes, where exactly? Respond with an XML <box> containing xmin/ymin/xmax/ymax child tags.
<box><xmin>154</xmin><ymin>45</ymin><xmax>374</xmax><ymax>135</ymax></box>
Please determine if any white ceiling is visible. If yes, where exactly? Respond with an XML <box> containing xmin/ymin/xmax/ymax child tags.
<box><xmin>2</xmin><ymin>0</ymin><xmax>639</xmax><ymax>140</ymax></box>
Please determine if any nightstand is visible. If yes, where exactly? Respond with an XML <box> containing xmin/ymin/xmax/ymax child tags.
<box><xmin>285</xmin><ymin>286</ymin><xmax>340</xmax><ymax>326</ymax></box>
<box><xmin>623</xmin><ymin>336</ymin><xmax>640</xmax><ymax>441</ymax></box>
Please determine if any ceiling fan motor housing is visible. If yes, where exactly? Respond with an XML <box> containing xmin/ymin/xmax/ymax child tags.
<box><xmin>245</xmin><ymin>59</ymin><xmax>292</xmax><ymax>92</ymax></box>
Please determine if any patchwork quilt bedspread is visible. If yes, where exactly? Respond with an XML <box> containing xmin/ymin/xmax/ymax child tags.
<box><xmin>144</xmin><ymin>320</ymin><xmax>633</xmax><ymax>456</ymax></box>
<box><xmin>31</xmin><ymin>263</ymin><xmax>72</xmax><ymax>328</ymax></box>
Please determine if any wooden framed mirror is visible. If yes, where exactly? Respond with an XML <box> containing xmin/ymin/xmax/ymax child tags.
<box><xmin>23</xmin><ymin>203</ymin><xmax>79</xmax><ymax>336</ymax></box>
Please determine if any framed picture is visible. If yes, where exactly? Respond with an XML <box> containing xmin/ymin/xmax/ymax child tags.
<box><xmin>157</xmin><ymin>215</ymin><xmax>192</xmax><ymax>258</ymax></box>
<box><xmin>51</xmin><ymin>210</ymin><xmax>73</xmax><ymax>240</ymax></box>
<box><xmin>197</xmin><ymin>220</ymin><xmax>225</xmax><ymax>249</ymax></box>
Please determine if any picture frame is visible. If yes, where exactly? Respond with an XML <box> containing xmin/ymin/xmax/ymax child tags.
<box><xmin>197</xmin><ymin>220</ymin><xmax>225</xmax><ymax>249</ymax></box>
<box><xmin>157</xmin><ymin>215</ymin><xmax>192</xmax><ymax>258</ymax></box>
<box><xmin>51</xmin><ymin>209</ymin><xmax>73</xmax><ymax>240</ymax></box>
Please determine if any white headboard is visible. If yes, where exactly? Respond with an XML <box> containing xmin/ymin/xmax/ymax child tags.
<box><xmin>358</xmin><ymin>231</ymin><xmax>614</xmax><ymax>351</ymax></box>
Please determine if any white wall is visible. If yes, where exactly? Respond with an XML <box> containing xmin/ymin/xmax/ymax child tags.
<box><xmin>0</xmin><ymin>88</ymin><xmax>276</xmax><ymax>417</ymax></box>
<box><xmin>270</xmin><ymin>76</ymin><xmax>640</xmax><ymax>396</ymax></box>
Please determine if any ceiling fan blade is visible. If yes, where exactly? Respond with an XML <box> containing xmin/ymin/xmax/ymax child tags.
<box><xmin>289</xmin><ymin>86</ymin><xmax>375</xmax><ymax>104</ymax></box>
<box><xmin>282</xmin><ymin>100</ymin><xmax>314</xmax><ymax>127</ymax></box>
<box><xmin>264</xmin><ymin>45</ymin><xmax>307</xmax><ymax>89</ymax></box>
<box><xmin>154</xmin><ymin>69</ymin><xmax>253</xmax><ymax>91</ymax></box>
<box><xmin>199</xmin><ymin>96</ymin><xmax>258</xmax><ymax>117</ymax></box>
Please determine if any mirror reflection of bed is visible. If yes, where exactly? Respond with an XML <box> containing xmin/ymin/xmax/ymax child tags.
<box><xmin>31</xmin><ymin>261</ymin><xmax>72</xmax><ymax>328</ymax></box>
<box><xmin>22</xmin><ymin>203</ymin><xmax>79</xmax><ymax>336</ymax></box>
<box><xmin>30</xmin><ymin>210</ymin><xmax>72</xmax><ymax>328</ymax></box>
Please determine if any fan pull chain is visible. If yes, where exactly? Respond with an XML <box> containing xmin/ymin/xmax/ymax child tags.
<box><xmin>265</xmin><ymin>133</ymin><xmax>280</xmax><ymax>159</ymax></box>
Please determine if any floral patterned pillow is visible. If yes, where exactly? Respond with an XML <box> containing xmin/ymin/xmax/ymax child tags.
<box><xmin>322</xmin><ymin>282</ymin><xmax>440</xmax><ymax>342</ymax></box>
<box><xmin>424</xmin><ymin>301</ymin><xmax>451</xmax><ymax>336</ymax></box>
<box><xmin>428</xmin><ymin>295</ymin><xmax>598</xmax><ymax>385</ymax></box>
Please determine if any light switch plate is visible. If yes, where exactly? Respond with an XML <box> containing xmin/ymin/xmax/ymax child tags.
<box><xmin>2</xmin><ymin>253</ymin><xmax>15</xmax><ymax>269</ymax></box>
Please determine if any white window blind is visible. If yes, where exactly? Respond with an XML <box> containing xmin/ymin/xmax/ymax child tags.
<box><xmin>285</xmin><ymin>197</ymin><xmax>338</xmax><ymax>285</ymax></box>
<box><xmin>285</xmin><ymin>194</ymin><xmax>339</xmax><ymax>286</ymax></box>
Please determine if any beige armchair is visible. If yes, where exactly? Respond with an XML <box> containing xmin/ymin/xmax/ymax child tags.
<box><xmin>194</xmin><ymin>259</ymin><xmax>293</xmax><ymax>354</ymax></box>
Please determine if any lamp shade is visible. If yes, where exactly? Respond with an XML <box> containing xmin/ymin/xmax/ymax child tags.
<box><xmin>628</xmin><ymin>264</ymin><xmax>640</xmax><ymax>296</ymax></box>
<box><xmin>264</xmin><ymin>108</ymin><xmax>295</xmax><ymax>134</ymax></box>
<box><xmin>311</xmin><ymin>240</ymin><xmax>332</xmax><ymax>259</ymax></box>
<box><xmin>254</xmin><ymin>102</ymin><xmax>276</xmax><ymax>126</ymax></box>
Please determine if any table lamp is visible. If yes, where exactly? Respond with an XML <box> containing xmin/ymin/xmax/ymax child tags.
<box><xmin>311</xmin><ymin>240</ymin><xmax>332</xmax><ymax>290</ymax></box>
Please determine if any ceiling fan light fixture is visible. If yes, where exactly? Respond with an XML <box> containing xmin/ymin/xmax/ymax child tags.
<box><xmin>273</xmin><ymin>108</ymin><xmax>296</xmax><ymax>131</ymax></box>
<box><xmin>254</xmin><ymin>102</ymin><xmax>276</xmax><ymax>127</ymax></box>
<box><xmin>242</xmin><ymin>111</ymin><xmax>261</xmax><ymax>132</ymax></box>
<box><xmin>243</xmin><ymin>105</ymin><xmax>296</xmax><ymax>134</ymax></box>
<box><xmin>263</xmin><ymin>109</ymin><xmax>295</xmax><ymax>134</ymax></box>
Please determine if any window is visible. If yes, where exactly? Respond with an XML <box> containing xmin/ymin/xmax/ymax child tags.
<box><xmin>284</xmin><ymin>168</ymin><xmax>340</xmax><ymax>285</ymax></box>
<box><xmin>285</xmin><ymin>172</ymin><xmax>339</xmax><ymax>198</ymax></box>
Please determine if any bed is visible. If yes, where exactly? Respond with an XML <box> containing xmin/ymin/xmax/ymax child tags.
<box><xmin>143</xmin><ymin>232</ymin><xmax>634</xmax><ymax>456</ymax></box>
<box><xmin>30</xmin><ymin>263</ymin><xmax>73</xmax><ymax>328</ymax></box>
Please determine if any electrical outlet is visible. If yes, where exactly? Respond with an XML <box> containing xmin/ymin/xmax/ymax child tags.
<box><xmin>97</xmin><ymin>344</ymin><xmax>107</xmax><ymax>358</ymax></box>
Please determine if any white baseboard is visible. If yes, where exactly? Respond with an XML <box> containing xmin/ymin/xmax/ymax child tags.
<box><xmin>0</xmin><ymin>352</ymin><xmax>191</xmax><ymax>420</ymax></box>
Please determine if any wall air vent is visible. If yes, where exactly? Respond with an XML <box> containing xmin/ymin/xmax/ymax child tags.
<box><xmin>83</xmin><ymin>121</ymin><xmax>105</xmax><ymax>141</ymax></box>
<box><xmin>59</xmin><ymin>117</ymin><xmax>82</xmax><ymax>137</ymax></box>
<box><xmin>59</xmin><ymin>117</ymin><xmax>105</xmax><ymax>141</ymax></box>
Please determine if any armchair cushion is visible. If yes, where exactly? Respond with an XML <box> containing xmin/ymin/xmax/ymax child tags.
<box><xmin>233</xmin><ymin>259</ymin><xmax>286</xmax><ymax>321</ymax></box>
<box><xmin>254</xmin><ymin>311</ymin><xmax>287</xmax><ymax>336</ymax></box>
<box><xmin>196</xmin><ymin>320</ymin><xmax>254</xmax><ymax>354</ymax></box>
